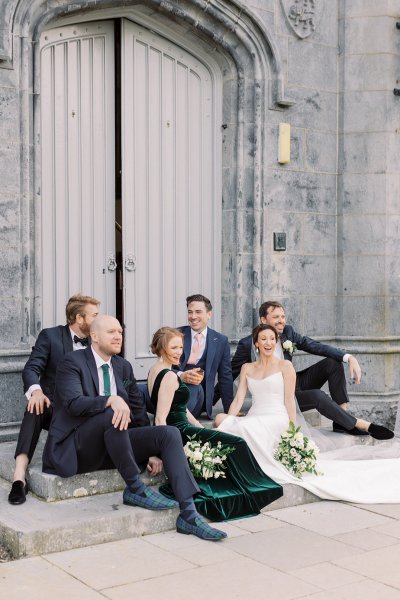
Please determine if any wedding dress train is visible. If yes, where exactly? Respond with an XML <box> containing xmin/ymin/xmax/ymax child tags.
<box><xmin>217</xmin><ymin>372</ymin><xmax>400</xmax><ymax>503</ymax></box>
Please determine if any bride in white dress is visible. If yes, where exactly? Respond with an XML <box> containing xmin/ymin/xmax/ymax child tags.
<box><xmin>216</xmin><ymin>324</ymin><xmax>400</xmax><ymax>503</ymax></box>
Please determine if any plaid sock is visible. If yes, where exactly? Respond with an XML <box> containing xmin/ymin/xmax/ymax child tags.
<box><xmin>179</xmin><ymin>498</ymin><xmax>198</xmax><ymax>524</ymax></box>
<box><xmin>128</xmin><ymin>475</ymin><xmax>146</xmax><ymax>496</ymax></box>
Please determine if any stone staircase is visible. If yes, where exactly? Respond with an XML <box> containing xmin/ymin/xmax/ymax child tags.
<box><xmin>0</xmin><ymin>409</ymin><xmax>377</xmax><ymax>559</ymax></box>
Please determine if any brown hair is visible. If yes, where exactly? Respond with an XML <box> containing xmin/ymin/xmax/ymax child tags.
<box><xmin>259</xmin><ymin>301</ymin><xmax>284</xmax><ymax>320</ymax></box>
<box><xmin>151</xmin><ymin>327</ymin><xmax>184</xmax><ymax>357</ymax></box>
<box><xmin>186</xmin><ymin>294</ymin><xmax>212</xmax><ymax>312</ymax></box>
<box><xmin>252</xmin><ymin>324</ymin><xmax>278</xmax><ymax>345</ymax></box>
<box><xmin>65</xmin><ymin>293</ymin><xmax>100</xmax><ymax>325</ymax></box>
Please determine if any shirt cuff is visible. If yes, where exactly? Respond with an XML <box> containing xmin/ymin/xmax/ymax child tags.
<box><xmin>25</xmin><ymin>384</ymin><xmax>42</xmax><ymax>400</ymax></box>
<box><xmin>177</xmin><ymin>371</ymin><xmax>183</xmax><ymax>377</ymax></box>
<box><xmin>343</xmin><ymin>354</ymin><xmax>352</xmax><ymax>363</ymax></box>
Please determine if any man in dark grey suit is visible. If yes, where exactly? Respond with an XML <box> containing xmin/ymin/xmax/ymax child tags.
<box><xmin>231</xmin><ymin>300</ymin><xmax>393</xmax><ymax>440</ymax></box>
<box><xmin>43</xmin><ymin>315</ymin><xmax>226</xmax><ymax>541</ymax></box>
<box><xmin>8</xmin><ymin>293</ymin><xmax>100</xmax><ymax>505</ymax></box>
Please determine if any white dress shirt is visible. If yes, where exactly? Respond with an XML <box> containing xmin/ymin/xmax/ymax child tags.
<box><xmin>91</xmin><ymin>347</ymin><xmax>117</xmax><ymax>396</ymax></box>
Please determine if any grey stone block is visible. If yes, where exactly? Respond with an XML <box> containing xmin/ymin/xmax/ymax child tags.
<box><xmin>342</xmin><ymin>91</ymin><xmax>393</xmax><ymax>133</ymax></box>
<box><xmin>338</xmin><ymin>173</ymin><xmax>389</xmax><ymax>215</ymax></box>
<box><xmin>340</xmin><ymin>54</ymin><xmax>398</xmax><ymax>92</ymax></box>
<box><xmin>341</xmin><ymin>0</ymin><xmax>399</xmax><ymax>18</ymax></box>
<box><xmin>339</xmin><ymin>132</ymin><xmax>388</xmax><ymax>174</ymax></box>
<box><xmin>263</xmin><ymin>208</ymin><xmax>302</xmax><ymax>255</ymax></box>
<box><xmin>0</xmin><ymin>86</ymin><xmax>19</xmax><ymax>141</ymax></box>
<box><xmin>284</xmin><ymin>88</ymin><xmax>337</xmax><ymax>133</ymax></box>
<box><xmin>342</xmin><ymin>255</ymin><xmax>385</xmax><ymax>296</ymax></box>
<box><xmin>263</xmin><ymin>171</ymin><xmax>337</xmax><ymax>214</ymax></box>
<box><xmin>343</xmin><ymin>15</ymin><xmax>398</xmax><ymax>55</ymax></box>
<box><xmin>288</xmin><ymin>39</ymin><xmax>337</xmax><ymax>92</ymax></box>
<box><xmin>264</xmin><ymin>125</ymin><xmax>306</xmax><ymax>172</ymax></box>
<box><xmin>263</xmin><ymin>254</ymin><xmax>337</xmax><ymax>298</ymax></box>
<box><xmin>339</xmin><ymin>295</ymin><xmax>386</xmax><ymax>338</ymax></box>
<box><xmin>301</xmin><ymin>213</ymin><xmax>336</xmax><ymax>256</ymax></box>
<box><xmin>0</xmin><ymin>142</ymin><xmax>20</xmax><ymax>194</ymax></box>
<box><xmin>305</xmin><ymin>130</ymin><xmax>337</xmax><ymax>174</ymax></box>
<box><xmin>385</xmin><ymin>297</ymin><xmax>400</xmax><ymax>336</ymax></box>
<box><xmin>342</xmin><ymin>214</ymin><xmax>386</xmax><ymax>256</ymax></box>
<box><xmin>302</xmin><ymin>295</ymin><xmax>337</xmax><ymax>337</ymax></box>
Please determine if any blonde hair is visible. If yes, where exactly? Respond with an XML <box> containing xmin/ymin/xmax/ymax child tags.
<box><xmin>65</xmin><ymin>293</ymin><xmax>100</xmax><ymax>325</ymax></box>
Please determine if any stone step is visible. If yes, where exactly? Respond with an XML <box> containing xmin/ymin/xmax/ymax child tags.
<box><xmin>0</xmin><ymin>474</ymin><xmax>318</xmax><ymax>559</ymax></box>
<box><xmin>0</xmin><ymin>438</ymin><xmax>165</xmax><ymax>501</ymax></box>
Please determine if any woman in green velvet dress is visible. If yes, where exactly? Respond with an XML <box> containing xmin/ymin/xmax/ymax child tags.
<box><xmin>147</xmin><ymin>326</ymin><xmax>283</xmax><ymax>522</ymax></box>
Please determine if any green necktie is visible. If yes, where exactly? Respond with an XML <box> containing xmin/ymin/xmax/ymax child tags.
<box><xmin>101</xmin><ymin>363</ymin><xmax>111</xmax><ymax>396</ymax></box>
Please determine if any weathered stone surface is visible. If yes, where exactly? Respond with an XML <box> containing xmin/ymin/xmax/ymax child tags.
<box><xmin>287</xmin><ymin>39</ymin><xmax>337</xmax><ymax>92</ymax></box>
<box><xmin>341</xmin><ymin>214</ymin><xmax>386</xmax><ymax>256</ymax></box>
<box><xmin>341</xmin><ymin>54</ymin><xmax>398</xmax><ymax>91</ymax></box>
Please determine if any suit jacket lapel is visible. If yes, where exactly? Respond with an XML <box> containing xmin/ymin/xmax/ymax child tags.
<box><xmin>84</xmin><ymin>346</ymin><xmax>100</xmax><ymax>394</ymax></box>
<box><xmin>205</xmin><ymin>329</ymin><xmax>217</xmax><ymax>372</ymax></box>
<box><xmin>112</xmin><ymin>357</ymin><xmax>126</xmax><ymax>397</ymax></box>
<box><xmin>62</xmin><ymin>324</ymin><xmax>73</xmax><ymax>354</ymax></box>
<box><xmin>182</xmin><ymin>328</ymin><xmax>191</xmax><ymax>368</ymax></box>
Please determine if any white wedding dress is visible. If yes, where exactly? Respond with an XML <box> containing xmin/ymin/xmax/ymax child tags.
<box><xmin>217</xmin><ymin>372</ymin><xmax>400</xmax><ymax>503</ymax></box>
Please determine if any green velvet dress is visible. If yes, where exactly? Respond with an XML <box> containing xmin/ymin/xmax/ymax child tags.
<box><xmin>152</xmin><ymin>369</ymin><xmax>283</xmax><ymax>522</ymax></box>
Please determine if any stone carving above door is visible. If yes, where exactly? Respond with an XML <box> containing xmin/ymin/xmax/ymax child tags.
<box><xmin>280</xmin><ymin>0</ymin><xmax>322</xmax><ymax>39</ymax></box>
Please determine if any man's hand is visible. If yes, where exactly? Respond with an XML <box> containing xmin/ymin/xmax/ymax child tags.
<box><xmin>147</xmin><ymin>456</ymin><xmax>163</xmax><ymax>476</ymax></box>
<box><xmin>27</xmin><ymin>390</ymin><xmax>51</xmax><ymax>415</ymax></box>
<box><xmin>106</xmin><ymin>395</ymin><xmax>131</xmax><ymax>430</ymax></box>
<box><xmin>348</xmin><ymin>356</ymin><xmax>362</xmax><ymax>384</ymax></box>
<box><xmin>180</xmin><ymin>368</ymin><xmax>204</xmax><ymax>386</ymax></box>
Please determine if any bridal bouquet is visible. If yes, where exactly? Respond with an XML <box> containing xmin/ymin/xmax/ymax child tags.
<box><xmin>274</xmin><ymin>421</ymin><xmax>322</xmax><ymax>479</ymax></box>
<box><xmin>183</xmin><ymin>436</ymin><xmax>235</xmax><ymax>480</ymax></box>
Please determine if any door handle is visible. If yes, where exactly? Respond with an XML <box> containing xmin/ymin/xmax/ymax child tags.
<box><xmin>125</xmin><ymin>254</ymin><xmax>136</xmax><ymax>272</ymax></box>
<box><xmin>107</xmin><ymin>253</ymin><xmax>117</xmax><ymax>272</ymax></box>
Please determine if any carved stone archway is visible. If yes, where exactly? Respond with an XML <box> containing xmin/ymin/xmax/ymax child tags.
<box><xmin>1</xmin><ymin>0</ymin><xmax>293</xmax><ymax>340</ymax></box>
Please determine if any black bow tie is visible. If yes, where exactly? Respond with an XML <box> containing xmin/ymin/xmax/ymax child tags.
<box><xmin>74</xmin><ymin>335</ymin><xmax>89</xmax><ymax>347</ymax></box>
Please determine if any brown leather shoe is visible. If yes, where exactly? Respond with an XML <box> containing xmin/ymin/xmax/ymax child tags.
<box><xmin>8</xmin><ymin>480</ymin><xmax>28</xmax><ymax>505</ymax></box>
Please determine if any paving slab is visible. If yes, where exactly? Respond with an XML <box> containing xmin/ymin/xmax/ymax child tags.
<box><xmin>333</xmin><ymin>528</ymin><xmax>399</xmax><ymax>551</ymax></box>
<box><xmin>300</xmin><ymin>579</ymin><xmax>400</xmax><ymax>600</ymax></box>
<box><xmin>267</xmin><ymin>501</ymin><xmax>393</xmax><ymax>537</ymax></box>
<box><xmin>332</xmin><ymin>543</ymin><xmax>400</xmax><ymax>590</ymax></box>
<box><xmin>99</xmin><ymin>556</ymin><xmax>319</xmax><ymax>600</ymax></box>
<box><xmin>289</xmin><ymin>562</ymin><xmax>365</xmax><ymax>590</ymax></box>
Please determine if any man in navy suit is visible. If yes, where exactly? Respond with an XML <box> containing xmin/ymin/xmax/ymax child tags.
<box><xmin>230</xmin><ymin>300</ymin><xmax>393</xmax><ymax>439</ymax></box>
<box><xmin>175</xmin><ymin>294</ymin><xmax>233</xmax><ymax>418</ymax></box>
<box><xmin>42</xmin><ymin>315</ymin><xmax>226</xmax><ymax>541</ymax></box>
<box><xmin>8</xmin><ymin>294</ymin><xmax>100</xmax><ymax>505</ymax></box>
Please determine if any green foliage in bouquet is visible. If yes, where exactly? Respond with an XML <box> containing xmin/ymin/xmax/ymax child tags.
<box><xmin>274</xmin><ymin>421</ymin><xmax>322</xmax><ymax>479</ymax></box>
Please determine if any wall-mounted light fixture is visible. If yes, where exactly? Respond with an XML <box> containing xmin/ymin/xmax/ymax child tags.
<box><xmin>278</xmin><ymin>122</ymin><xmax>291</xmax><ymax>164</ymax></box>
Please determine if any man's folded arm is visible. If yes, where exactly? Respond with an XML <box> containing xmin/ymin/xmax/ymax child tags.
<box><xmin>55</xmin><ymin>357</ymin><xmax>108</xmax><ymax>416</ymax></box>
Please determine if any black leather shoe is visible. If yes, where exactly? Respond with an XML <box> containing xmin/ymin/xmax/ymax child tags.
<box><xmin>332</xmin><ymin>423</ymin><xmax>369</xmax><ymax>436</ymax></box>
<box><xmin>368</xmin><ymin>423</ymin><xmax>394</xmax><ymax>440</ymax></box>
<box><xmin>8</xmin><ymin>480</ymin><xmax>28</xmax><ymax>505</ymax></box>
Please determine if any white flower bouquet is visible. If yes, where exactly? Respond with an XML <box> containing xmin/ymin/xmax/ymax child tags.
<box><xmin>183</xmin><ymin>436</ymin><xmax>235</xmax><ymax>480</ymax></box>
<box><xmin>274</xmin><ymin>421</ymin><xmax>322</xmax><ymax>479</ymax></box>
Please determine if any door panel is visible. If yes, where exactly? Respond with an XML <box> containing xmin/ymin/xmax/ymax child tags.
<box><xmin>122</xmin><ymin>19</ymin><xmax>220</xmax><ymax>377</ymax></box>
<box><xmin>40</xmin><ymin>21</ymin><xmax>116</xmax><ymax>326</ymax></box>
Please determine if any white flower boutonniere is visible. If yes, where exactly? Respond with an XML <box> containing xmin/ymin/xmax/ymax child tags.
<box><xmin>282</xmin><ymin>340</ymin><xmax>297</xmax><ymax>355</ymax></box>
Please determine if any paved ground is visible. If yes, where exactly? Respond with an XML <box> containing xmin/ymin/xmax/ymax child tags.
<box><xmin>2</xmin><ymin>501</ymin><xmax>400</xmax><ymax>599</ymax></box>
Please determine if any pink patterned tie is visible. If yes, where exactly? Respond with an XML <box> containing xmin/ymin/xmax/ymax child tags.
<box><xmin>188</xmin><ymin>333</ymin><xmax>203</xmax><ymax>364</ymax></box>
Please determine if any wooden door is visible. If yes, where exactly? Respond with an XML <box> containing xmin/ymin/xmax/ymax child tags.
<box><xmin>121</xmin><ymin>19</ymin><xmax>220</xmax><ymax>377</ymax></box>
<box><xmin>40</xmin><ymin>21</ymin><xmax>116</xmax><ymax>326</ymax></box>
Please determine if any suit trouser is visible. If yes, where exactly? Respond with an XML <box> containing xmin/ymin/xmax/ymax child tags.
<box><xmin>74</xmin><ymin>408</ymin><xmax>199</xmax><ymax>502</ymax></box>
<box><xmin>295</xmin><ymin>358</ymin><xmax>357</xmax><ymax>430</ymax></box>
<box><xmin>14</xmin><ymin>404</ymin><xmax>53</xmax><ymax>461</ymax></box>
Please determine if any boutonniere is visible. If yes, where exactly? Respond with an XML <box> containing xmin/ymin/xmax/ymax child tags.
<box><xmin>123</xmin><ymin>378</ymin><xmax>132</xmax><ymax>389</ymax></box>
<box><xmin>282</xmin><ymin>340</ymin><xmax>297</xmax><ymax>356</ymax></box>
